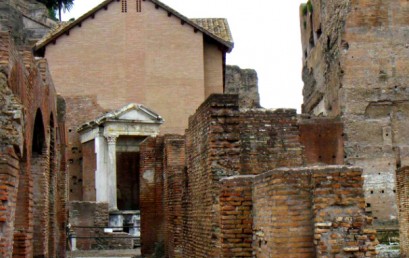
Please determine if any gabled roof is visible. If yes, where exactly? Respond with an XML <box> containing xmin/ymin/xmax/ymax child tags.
<box><xmin>77</xmin><ymin>103</ymin><xmax>164</xmax><ymax>132</ymax></box>
<box><xmin>34</xmin><ymin>0</ymin><xmax>234</xmax><ymax>53</ymax></box>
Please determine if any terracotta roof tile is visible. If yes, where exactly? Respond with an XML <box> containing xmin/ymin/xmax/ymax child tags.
<box><xmin>190</xmin><ymin>18</ymin><xmax>233</xmax><ymax>45</ymax></box>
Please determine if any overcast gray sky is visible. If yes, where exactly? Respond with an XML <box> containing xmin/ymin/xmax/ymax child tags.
<box><xmin>62</xmin><ymin>0</ymin><xmax>305</xmax><ymax>111</ymax></box>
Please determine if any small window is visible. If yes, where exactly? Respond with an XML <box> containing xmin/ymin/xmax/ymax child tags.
<box><xmin>136</xmin><ymin>0</ymin><xmax>142</xmax><ymax>12</ymax></box>
<box><xmin>121</xmin><ymin>0</ymin><xmax>127</xmax><ymax>13</ymax></box>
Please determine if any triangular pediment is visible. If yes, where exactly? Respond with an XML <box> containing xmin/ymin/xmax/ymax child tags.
<box><xmin>77</xmin><ymin>103</ymin><xmax>163</xmax><ymax>132</ymax></box>
<box><xmin>110</xmin><ymin>103</ymin><xmax>163</xmax><ymax>123</ymax></box>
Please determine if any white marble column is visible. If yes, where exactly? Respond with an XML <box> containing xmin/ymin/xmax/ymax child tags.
<box><xmin>95</xmin><ymin>133</ymin><xmax>108</xmax><ymax>203</ymax></box>
<box><xmin>106</xmin><ymin>135</ymin><xmax>118</xmax><ymax>211</ymax></box>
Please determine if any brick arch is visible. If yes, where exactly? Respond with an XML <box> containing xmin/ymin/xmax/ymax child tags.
<box><xmin>12</xmin><ymin>108</ymin><xmax>48</xmax><ymax>258</ymax></box>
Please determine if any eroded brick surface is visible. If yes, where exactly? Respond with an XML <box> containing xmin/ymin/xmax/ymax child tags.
<box><xmin>0</xmin><ymin>31</ymin><xmax>67</xmax><ymax>258</ymax></box>
<box><xmin>397</xmin><ymin>166</ymin><xmax>409</xmax><ymax>257</ymax></box>
<box><xmin>253</xmin><ymin>166</ymin><xmax>378</xmax><ymax>258</ymax></box>
<box><xmin>300</xmin><ymin>0</ymin><xmax>409</xmax><ymax>227</ymax></box>
<box><xmin>219</xmin><ymin>176</ymin><xmax>253</xmax><ymax>257</ymax></box>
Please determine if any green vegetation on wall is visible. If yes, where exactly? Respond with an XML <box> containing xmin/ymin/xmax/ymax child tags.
<box><xmin>301</xmin><ymin>0</ymin><xmax>313</xmax><ymax>16</ymax></box>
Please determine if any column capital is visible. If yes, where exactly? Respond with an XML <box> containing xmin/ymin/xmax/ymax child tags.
<box><xmin>106</xmin><ymin>135</ymin><xmax>118</xmax><ymax>144</ymax></box>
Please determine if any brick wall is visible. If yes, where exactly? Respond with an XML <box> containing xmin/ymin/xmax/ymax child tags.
<box><xmin>253</xmin><ymin>168</ymin><xmax>315</xmax><ymax>257</ymax></box>
<box><xmin>300</xmin><ymin>0</ymin><xmax>409</xmax><ymax>227</ymax></box>
<box><xmin>219</xmin><ymin>176</ymin><xmax>253</xmax><ymax>257</ymax></box>
<box><xmin>183</xmin><ymin>94</ymin><xmax>241</xmax><ymax>258</ymax></box>
<box><xmin>397</xmin><ymin>166</ymin><xmax>409</xmax><ymax>257</ymax></box>
<box><xmin>43</xmin><ymin>0</ymin><xmax>224</xmax><ymax>135</ymax></box>
<box><xmin>68</xmin><ymin>201</ymin><xmax>109</xmax><ymax>250</ymax></box>
<box><xmin>163</xmin><ymin>135</ymin><xmax>185</xmax><ymax>258</ymax></box>
<box><xmin>32</xmin><ymin>149</ymin><xmax>50</xmax><ymax>257</ymax></box>
<box><xmin>82</xmin><ymin>140</ymin><xmax>96</xmax><ymax>201</ymax></box>
<box><xmin>65</xmin><ymin>96</ymin><xmax>106</xmax><ymax>201</ymax></box>
<box><xmin>239</xmin><ymin>109</ymin><xmax>304</xmax><ymax>175</ymax></box>
<box><xmin>0</xmin><ymin>149</ymin><xmax>20</xmax><ymax>258</ymax></box>
<box><xmin>0</xmin><ymin>31</ymin><xmax>67</xmax><ymax>257</ymax></box>
<box><xmin>139</xmin><ymin>137</ymin><xmax>165</xmax><ymax>255</ymax></box>
<box><xmin>69</xmin><ymin>201</ymin><xmax>134</xmax><ymax>250</ymax></box>
<box><xmin>299</xmin><ymin>116</ymin><xmax>344</xmax><ymax>165</ymax></box>
<box><xmin>253</xmin><ymin>166</ymin><xmax>377</xmax><ymax>258</ymax></box>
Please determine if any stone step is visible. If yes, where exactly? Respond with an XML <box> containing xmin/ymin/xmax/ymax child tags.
<box><xmin>66</xmin><ymin>248</ymin><xmax>141</xmax><ymax>258</ymax></box>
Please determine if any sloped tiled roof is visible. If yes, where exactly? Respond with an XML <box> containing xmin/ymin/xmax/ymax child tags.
<box><xmin>190</xmin><ymin>18</ymin><xmax>233</xmax><ymax>45</ymax></box>
<box><xmin>34</xmin><ymin>0</ymin><xmax>234</xmax><ymax>52</ymax></box>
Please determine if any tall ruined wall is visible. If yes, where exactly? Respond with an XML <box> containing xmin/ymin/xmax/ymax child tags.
<box><xmin>0</xmin><ymin>31</ymin><xmax>67</xmax><ymax>257</ymax></box>
<box><xmin>397</xmin><ymin>166</ymin><xmax>409</xmax><ymax>257</ymax></box>
<box><xmin>162</xmin><ymin>135</ymin><xmax>185</xmax><ymax>258</ymax></box>
<box><xmin>225</xmin><ymin>65</ymin><xmax>260</xmax><ymax>108</ymax></box>
<box><xmin>180</xmin><ymin>94</ymin><xmax>305</xmax><ymax>257</ymax></box>
<box><xmin>183</xmin><ymin>94</ymin><xmax>241</xmax><ymax>258</ymax></box>
<box><xmin>139</xmin><ymin>137</ymin><xmax>165</xmax><ymax>255</ymax></box>
<box><xmin>300</xmin><ymin>0</ymin><xmax>409</xmax><ymax>227</ymax></box>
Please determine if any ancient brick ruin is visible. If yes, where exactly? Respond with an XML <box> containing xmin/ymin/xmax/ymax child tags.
<box><xmin>0</xmin><ymin>33</ymin><xmax>67</xmax><ymax>258</ymax></box>
<box><xmin>137</xmin><ymin>94</ymin><xmax>378</xmax><ymax>257</ymax></box>
<box><xmin>300</xmin><ymin>0</ymin><xmax>409</xmax><ymax>231</ymax></box>
<box><xmin>0</xmin><ymin>0</ymin><xmax>409</xmax><ymax>257</ymax></box>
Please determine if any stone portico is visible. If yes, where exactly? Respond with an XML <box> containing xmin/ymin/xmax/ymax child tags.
<box><xmin>77</xmin><ymin>103</ymin><xmax>163</xmax><ymax>211</ymax></box>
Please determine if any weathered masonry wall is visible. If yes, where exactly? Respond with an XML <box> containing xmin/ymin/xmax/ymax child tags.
<box><xmin>252</xmin><ymin>166</ymin><xmax>377</xmax><ymax>258</ymax></box>
<box><xmin>397</xmin><ymin>166</ymin><xmax>409</xmax><ymax>257</ymax></box>
<box><xmin>138</xmin><ymin>94</ymin><xmax>379</xmax><ymax>257</ymax></box>
<box><xmin>299</xmin><ymin>116</ymin><xmax>344</xmax><ymax>165</ymax></box>
<box><xmin>225</xmin><ymin>65</ymin><xmax>260</xmax><ymax>108</ymax></box>
<box><xmin>162</xmin><ymin>135</ymin><xmax>185</xmax><ymax>258</ymax></box>
<box><xmin>139</xmin><ymin>137</ymin><xmax>165</xmax><ymax>255</ymax></box>
<box><xmin>0</xmin><ymin>31</ymin><xmax>67</xmax><ymax>258</ymax></box>
<box><xmin>300</xmin><ymin>0</ymin><xmax>409</xmax><ymax>227</ymax></box>
<box><xmin>182</xmin><ymin>94</ymin><xmax>241</xmax><ymax>258</ymax></box>
<box><xmin>0</xmin><ymin>151</ymin><xmax>20</xmax><ymax>258</ymax></box>
<box><xmin>239</xmin><ymin>109</ymin><xmax>304</xmax><ymax>174</ymax></box>
<box><xmin>219</xmin><ymin>176</ymin><xmax>253</xmax><ymax>257</ymax></box>
<box><xmin>68</xmin><ymin>201</ymin><xmax>109</xmax><ymax>250</ymax></box>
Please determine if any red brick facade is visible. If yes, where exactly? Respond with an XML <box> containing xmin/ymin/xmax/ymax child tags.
<box><xmin>0</xmin><ymin>32</ymin><xmax>67</xmax><ymax>258</ymax></box>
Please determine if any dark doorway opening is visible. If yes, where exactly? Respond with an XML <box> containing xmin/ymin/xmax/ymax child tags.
<box><xmin>116</xmin><ymin>152</ymin><xmax>140</xmax><ymax>210</ymax></box>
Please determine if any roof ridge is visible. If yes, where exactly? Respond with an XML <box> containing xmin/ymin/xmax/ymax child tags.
<box><xmin>34</xmin><ymin>0</ymin><xmax>233</xmax><ymax>53</ymax></box>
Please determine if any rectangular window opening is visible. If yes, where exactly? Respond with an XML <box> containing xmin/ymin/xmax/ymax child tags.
<box><xmin>136</xmin><ymin>0</ymin><xmax>142</xmax><ymax>12</ymax></box>
<box><xmin>121</xmin><ymin>0</ymin><xmax>127</xmax><ymax>13</ymax></box>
